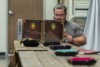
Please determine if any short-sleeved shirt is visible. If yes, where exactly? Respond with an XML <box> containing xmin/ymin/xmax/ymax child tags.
<box><xmin>64</xmin><ymin>21</ymin><xmax>83</xmax><ymax>38</ymax></box>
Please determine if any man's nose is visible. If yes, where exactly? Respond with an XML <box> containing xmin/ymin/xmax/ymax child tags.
<box><xmin>57</xmin><ymin>16</ymin><xmax>61</xmax><ymax>20</ymax></box>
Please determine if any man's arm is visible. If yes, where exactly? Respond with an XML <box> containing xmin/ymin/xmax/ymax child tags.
<box><xmin>64</xmin><ymin>34</ymin><xmax>87</xmax><ymax>46</ymax></box>
<box><xmin>72</xmin><ymin>35</ymin><xmax>86</xmax><ymax>46</ymax></box>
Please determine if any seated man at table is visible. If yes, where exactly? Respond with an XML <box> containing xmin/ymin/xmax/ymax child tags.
<box><xmin>53</xmin><ymin>3</ymin><xmax>87</xmax><ymax>46</ymax></box>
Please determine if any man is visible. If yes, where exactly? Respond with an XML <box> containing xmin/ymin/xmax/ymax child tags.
<box><xmin>53</xmin><ymin>3</ymin><xmax>86</xmax><ymax>46</ymax></box>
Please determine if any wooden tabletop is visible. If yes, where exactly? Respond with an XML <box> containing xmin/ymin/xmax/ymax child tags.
<box><xmin>14</xmin><ymin>40</ymin><xmax>100</xmax><ymax>67</ymax></box>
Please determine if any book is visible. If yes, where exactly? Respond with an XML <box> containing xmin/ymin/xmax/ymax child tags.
<box><xmin>79</xmin><ymin>49</ymin><xmax>100</xmax><ymax>54</ymax></box>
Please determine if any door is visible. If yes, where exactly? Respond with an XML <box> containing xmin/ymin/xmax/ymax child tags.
<box><xmin>8</xmin><ymin>0</ymin><xmax>43</xmax><ymax>54</ymax></box>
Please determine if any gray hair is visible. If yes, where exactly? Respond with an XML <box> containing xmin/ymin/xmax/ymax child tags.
<box><xmin>53</xmin><ymin>3</ymin><xmax>67</xmax><ymax>15</ymax></box>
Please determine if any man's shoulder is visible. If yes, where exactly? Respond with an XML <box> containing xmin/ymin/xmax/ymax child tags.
<box><xmin>65</xmin><ymin>21</ymin><xmax>80</xmax><ymax>28</ymax></box>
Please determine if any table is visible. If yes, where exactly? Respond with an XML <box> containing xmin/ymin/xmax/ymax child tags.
<box><xmin>9</xmin><ymin>40</ymin><xmax>100</xmax><ymax>67</ymax></box>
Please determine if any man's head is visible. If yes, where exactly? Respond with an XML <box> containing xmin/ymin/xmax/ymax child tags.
<box><xmin>53</xmin><ymin>3</ymin><xmax>67</xmax><ymax>21</ymax></box>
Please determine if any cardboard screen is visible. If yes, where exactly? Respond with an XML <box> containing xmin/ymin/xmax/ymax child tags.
<box><xmin>44</xmin><ymin>20</ymin><xmax>63</xmax><ymax>42</ymax></box>
<box><xmin>22</xmin><ymin>19</ymin><xmax>42</xmax><ymax>41</ymax></box>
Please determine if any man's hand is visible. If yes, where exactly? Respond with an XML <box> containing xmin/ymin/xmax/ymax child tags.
<box><xmin>64</xmin><ymin>33</ymin><xmax>74</xmax><ymax>43</ymax></box>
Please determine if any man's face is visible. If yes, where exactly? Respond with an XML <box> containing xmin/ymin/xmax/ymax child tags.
<box><xmin>53</xmin><ymin>9</ymin><xmax>66</xmax><ymax>21</ymax></box>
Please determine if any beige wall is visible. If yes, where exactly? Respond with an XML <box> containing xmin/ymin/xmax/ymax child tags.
<box><xmin>0</xmin><ymin>0</ymin><xmax>8</xmax><ymax>53</ymax></box>
<box><xmin>43</xmin><ymin>0</ymin><xmax>57</xmax><ymax>20</ymax></box>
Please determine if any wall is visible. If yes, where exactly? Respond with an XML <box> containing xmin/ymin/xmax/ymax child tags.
<box><xmin>0</xmin><ymin>0</ymin><xmax>8</xmax><ymax>54</ymax></box>
<box><xmin>43</xmin><ymin>0</ymin><xmax>57</xmax><ymax>20</ymax></box>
